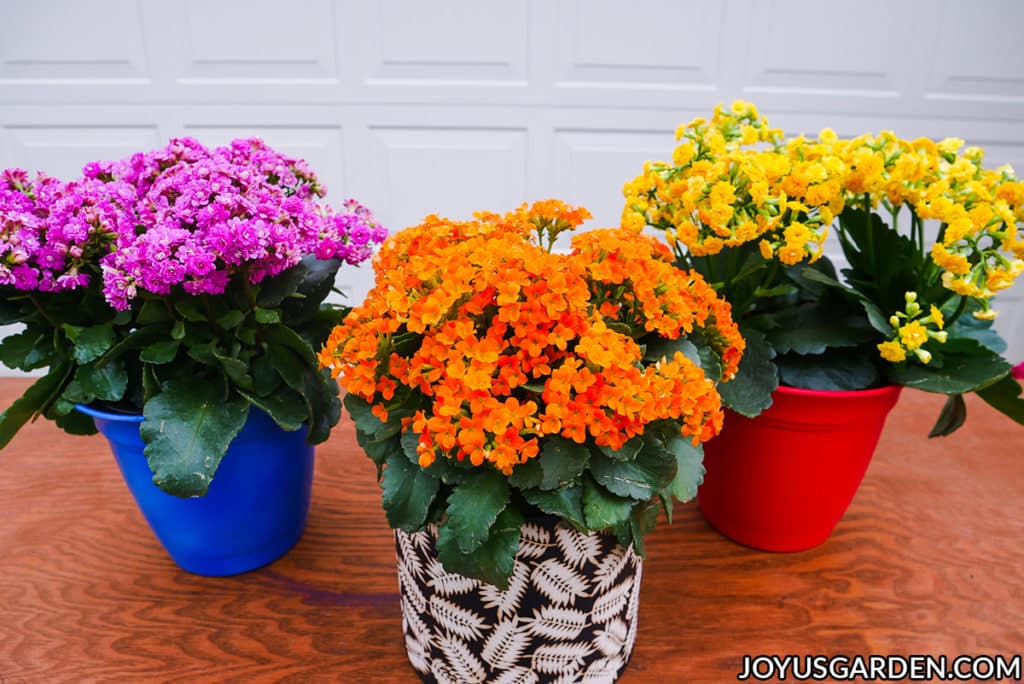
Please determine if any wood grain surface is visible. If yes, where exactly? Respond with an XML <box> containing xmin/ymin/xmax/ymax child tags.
<box><xmin>0</xmin><ymin>378</ymin><xmax>1021</xmax><ymax>683</ymax></box>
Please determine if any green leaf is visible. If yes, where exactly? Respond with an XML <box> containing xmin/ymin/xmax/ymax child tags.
<box><xmin>170</xmin><ymin>320</ymin><xmax>186</xmax><ymax>340</ymax></box>
<box><xmin>251</xmin><ymin>354</ymin><xmax>279</xmax><ymax>396</ymax></box>
<box><xmin>257</xmin><ymin>261</ymin><xmax>308</xmax><ymax>307</ymax></box>
<box><xmin>947</xmin><ymin>304</ymin><xmax>1007</xmax><ymax>354</ymax></box>
<box><xmin>0</xmin><ymin>329</ymin><xmax>51</xmax><ymax>371</ymax></box>
<box><xmin>174</xmin><ymin>299</ymin><xmax>207</xmax><ymax>322</ymax></box>
<box><xmin>76</xmin><ymin>360</ymin><xmax>127</xmax><ymax>402</ymax></box>
<box><xmin>262</xmin><ymin>324</ymin><xmax>318</xmax><ymax>367</ymax></box>
<box><xmin>214</xmin><ymin>351</ymin><xmax>253</xmax><ymax>391</ymax></box>
<box><xmin>590</xmin><ymin>439</ymin><xmax>677</xmax><ymax>501</ymax></box>
<box><xmin>239</xmin><ymin>386</ymin><xmax>307</xmax><ymax>432</ymax></box>
<box><xmin>53</xmin><ymin>408</ymin><xmax>98</xmax><ymax>436</ymax></box>
<box><xmin>768</xmin><ymin>304</ymin><xmax>877</xmax><ymax>355</ymax></box>
<box><xmin>137</xmin><ymin>299</ymin><xmax>172</xmax><ymax>325</ymax></box>
<box><xmin>928</xmin><ymin>394</ymin><xmax>967</xmax><ymax>437</ymax></box>
<box><xmin>629</xmin><ymin>498</ymin><xmax>661</xmax><ymax>557</ymax></box>
<box><xmin>96</xmin><ymin>324</ymin><xmax>169</xmax><ymax>366</ymax></box>
<box><xmin>718</xmin><ymin>325</ymin><xmax>778</xmax><ymax>417</ymax></box>
<box><xmin>522</xmin><ymin>484</ymin><xmax>586</xmax><ymax>531</ymax></box>
<box><xmin>381</xmin><ymin>452</ymin><xmax>440</xmax><ymax>531</ymax></box>
<box><xmin>777</xmin><ymin>348</ymin><xmax>879</xmax><ymax>391</ymax></box>
<box><xmin>598</xmin><ymin>436</ymin><xmax>643</xmax><ymax>462</ymax></box>
<box><xmin>216</xmin><ymin>310</ymin><xmax>245</xmax><ymax>330</ymax></box>
<box><xmin>266</xmin><ymin>343</ymin><xmax>308</xmax><ymax>392</ymax></box>
<box><xmin>507</xmin><ymin>458</ymin><xmax>543</xmax><ymax>489</ymax></box>
<box><xmin>343</xmin><ymin>392</ymin><xmax>385</xmax><ymax>435</ymax></box>
<box><xmin>254</xmin><ymin>307</ymin><xmax>281</xmax><ymax>324</ymax></box>
<box><xmin>645</xmin><ymin>336</ymin><xmax>698</xmax><ymax>364</ymax></box>
<box><xmin>302</xmin><ymin>367</ymin><xmax>341</xmax><ymax>444</ymax></box>
<box><xmin>140</xmin><ymin>380</ymin><xmax>250</xmax><ymax>497</ymax></box>
<box><xmin>537</xmin><ymin>436</ymin><xmax>591</xmax><ymax>490</ymax></box>
<box><xmin>753</xmin><ymin>284</ymin><xmax>798</xmax><ymax>298</ymax></box>
<box><xmin>837</xmin><ymin>208</ymin><xmax>922</xmax><ymax>314</ymax></box>
<box><xmin>582</xmin><ymin>476</ymin><xmax>635</xmax><ymax>530</ymax></box>
<box><xmin>139</xmin><ymin>340</ymin><xmax>180</xmax><ymax>364</ymax></box>
<box><xmin>281</xmin><ymin>255</ymin><xmax>341</xmax><ymax>325</ymax></box>
<box><xmin>889</xmin><ymin>338</ymin><xmax>1011</xmax><ymax>395</ymax></box>
<box><xmin>661</xmin><ymin>435</ymin><xmax>705</xmax><ymax>504</ymax></box>
<box><xmin>0</xmin><ymin>363</ymin><xmax>70</xmax><ymax>448</ymax></box>
<box><xmin>976</xmin><ymin>374</ymin><xmax>1024</xmax><ymax>426</ymax></box>
<box><xmin>445</xmin><ymin>469</ymin><xmax>511</xmax><ymax>553</ymax></box>
<box><xmin>437</xmin><ymin>505</ymin><xmax>523</xmax><ymax>589</ymax></box>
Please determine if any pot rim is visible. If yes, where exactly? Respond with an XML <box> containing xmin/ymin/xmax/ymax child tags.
<box><xmin>74</xmin><ymin>403</ymin><xmax>144</xmax><ymax>423</ymax></box>
<box><xmin>774</xmin><ymin>384</ymin><xmax>902</xmax><ymax>400</ymax></box>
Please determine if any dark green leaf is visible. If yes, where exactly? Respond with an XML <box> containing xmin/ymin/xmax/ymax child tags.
<box><xmin>139</xmin><ymin>340</ymin><xmax>180</xmax><ymax>364</ymax></box>
<box><xmin>239</xmin><ymin>386</ymin><xmax>307</xmax><ymax>432</ymax></box>
<box><xmin>522</xmin><ymin>484</ymin><xmax>586</xmax><ymax>531</ymax></box>
<box><xmin>445</xmin><ymin>469</ymin><xmax>511</xmax><ymax>553</ymax></box>
<box><xmin>537</xmin><ymin>436</ymin><xmax>591</xmax><ymax>490</ymax></box>
<box><xmin>302</xmin><ymin>367</ymin><xmax>341</xmax><ymax>444</ymax></box>
<box><xmin>53</xmin><ymin>408</ymin><xmax>98</xmax><ymax>436</ymax></box>
<box><xmin>214</xmin><ymin>351</ymin><xmax>253</xmax><ymax>391</ymax></box>
<box><xmin>590</xmin><ymin>439</ymin><xmax>677</xmax><ymax>501</ymax></box>
<box><xmin>216</xmin><ymin>310</ymin><xmax>245</xmax><ymax>329</ymax></box>
<box><xmin>0</xmin><ymin>329</ymin><xmax>51</xmax><ymax>371</ymax></box>
<box><xmin>661</xmin><ymin>435</ymin><xmax>705</xmax><ymax>504</ymax></box>
<box><xmin>948</xmin><ymin>304</ymin><xmax>1007</xmax><ymax>354</ymax></box>
<box><xmin>645</xmin><ymin>336</ymin><xmax>698</xmax><ymax>364</ymax></box>
<box><xmin>629</xmin><ymin>498</ymin><xmax>661</xmax><ymax>557</ymax></box>
<box><xmin>753</xmin><ymin>284</ymin><xmax>798</xmax><ymax>298</ymax></box>
<box><xmin>976</xmin><ymin>374</ymin><xmax>1024</xmax><ymax>426</ymax></box>
<box><xmin>170</xmin><ymin>320</ymin><xmax>186</xmax><ymax>340</ymax></box>
<box><xmin>0</xmin><ymin>363</ymin><xmax>70</xmax><ymax>448</ymax></box>
<box><xmin>266</xmin><ymin>343</ymin><xmax>308</xmax><ymax>392</ymax></box>
<box><xmin>257</xmin><ymin>261</ymin><xmax>308</xmax><ymax>307</ymax></box>
<box><xmin>718</xmin><ymin>325</ymin><xmax>778</xmax><ymax>417</ymax></box>
<box><xmin>928</xmin><ymin>394</ymin><xmax>967</xmax><ymax>437</ymax></box>
<box><xmin>251</xmin><ymin>354</ymin><xmax>279</xmax><ymax>396</ymax></box>
<box><xmin>598</xmin><ymin>436</ymin><xmax>643</xmax><ymax>462</ymax></box>
<box><xmin>889</xmin><ymin>338</ymin><xmax>1010</xmax><ymax>395</ymax></box>
<box><xmin>137</xmin><ymin>299</ymin><xmax>172</xmax><ymax>325</ymax></box>
<box><xmin>344</xmin><ymin>392</ymin><xmax>385</xmax><ymax>435</ymax></box>
<box><xmin>777</xmin><ymin>348</ymin><xmax>879</xmax><ymax>391</ymax></box>
<box><xmin>281</xmin><ymin>255</ymin><xmax>341</xmax><ymax>324</ymax></box>
<box><xmin>77</xmin><ymin>360</ymin><xmax>127</xmax><ymax>402</ymax></box>
<box><xmin>174</xmin><ymin>299</ymin><xmax>207</xmax><ymax>322</ymax></box>
<box><xmin>768</xmin><ymin>304</ymin><xmax>877</xmax><ymax>355</ymax></box>
<box><xmin>75</xmin><ymin>323</ymin><xmax>117</xmax><ymax>366</ymax></box>
<box><xmin>96</xmin><ymin>324</ymin><xmax>169</xmax><ymax>366</ymax></box>
<box><xmin>381</xmin><ymin>452</ymin><xmax>440</xmax><ymax>531</ymax></box>
<box><xmin>507</xmin><ymin>458</ymin><xmax>543</xmax><ymax>489</ymax></box>
<box><xmin>437</xmin><ymin>505</ymin><xmax>523</xmax><ymax>589</ymax></box>
<box><xmin>582</xmin><ymin>476</ymin><xmax>635</xmax><ymax>529</ymax></box>
<box><xmin>140</xmin><ymin>380</ymin><xmax>250</xmax><ymax>497</ymax></box>
<box><xmin>254</xmin><ymin>307</ymin><xmax>281</xmax><ymax>324</ymax></box>
<box><xmin>838</xmin><ymin>208</ymin><xmax>922</xmax><ymax>314</ymax></box>
<box><xmin>263</xmin><ymin>324</ymin><xmax>318</xmax><ymax>366</ymax></box>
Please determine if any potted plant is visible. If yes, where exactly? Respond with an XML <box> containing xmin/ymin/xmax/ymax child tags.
<box><xmin>622</xmin><ymin>101</ymin><xmax>1024</xmax><ymax>551</ymax></box>
<box><xmin>319</xmin><ymin>201</ymin><xmax>744</xmax><ymax>682</ymax></box>
<box><xmin>0</xmin><ymin>138</ymin><xmax>386</xmax><ymax>575</ymax></box>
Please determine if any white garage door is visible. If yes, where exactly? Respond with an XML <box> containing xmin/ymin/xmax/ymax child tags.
<box><xmin>2</xmin><ymin>0</ymin><xmax>1023</xmax><ymax>363</ymax></box>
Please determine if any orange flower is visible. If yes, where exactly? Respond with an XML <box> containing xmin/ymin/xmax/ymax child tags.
<box><xmin>319</xmin><ymin>201</ymin><xmax>742</xmax><ymax>475</ymax></box>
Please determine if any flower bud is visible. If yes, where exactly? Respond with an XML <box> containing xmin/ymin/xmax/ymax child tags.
<box><xmin>913</xmin><ymin>348</ymin><xmax>933</xmax><ymax>364</ymax></box>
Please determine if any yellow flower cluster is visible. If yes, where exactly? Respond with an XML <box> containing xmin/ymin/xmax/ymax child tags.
<box><xmin>876</xmin><ymin>292</ymin><xmax>947</xmax><ymax>364</ymax></box>
<box><xmin>624</xmin><ymin>101</ymin><xmax>1024</xmax><ymax>364</ymax></box>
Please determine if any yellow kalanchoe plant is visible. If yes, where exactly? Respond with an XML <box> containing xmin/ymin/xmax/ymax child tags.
<box><xmin>623</xmin><ymin>101</ymin><xmax>1024</xmax><ymax>435</ymax></box>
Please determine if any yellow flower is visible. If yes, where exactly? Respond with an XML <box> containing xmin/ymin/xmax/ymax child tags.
<box><xmin>929</xmin><ymin>305</ymin><xmax>944</xmax><ymax>330</ymax></box>
<box><xmin>877</xmin><ymin>340</ymin><xmax>906</xmax><ymax>363</ymax></box>
<box><xmin>898</xmin><ymin>321</ymin><xmax>928</xmax><ymax>351</ymax></box>
<box><xmin>937</xmin><ymin>137</ymin><xmax>965</xmax><ymax>156</ymax></box>
<box><xmin>672</xmin><ymin>143</ymin><xmax>696</xmax><ymax>166</ymax></box>
<box><xmin>759</xmin><ymin>240</ymin><xmax>774</xmax><ymax>259</ymax></box>
<box><xmin>777</xmin><ymin>244</ymin><xmax>806</xmax><ymax>265</ymax></box>
<box><xmin>931</xmin><ymin>243</ymin><xmax>971</xmax><ymax>275</ymax></box>
<box><xmin>973</xmin><ymin>308</ymin><xmax>998</xmax><ymax>320</ymax></box>
<box><xmin>818</xmin><ymin>128</ymin><xmax>838</xmax><ymax>144</ymax></box>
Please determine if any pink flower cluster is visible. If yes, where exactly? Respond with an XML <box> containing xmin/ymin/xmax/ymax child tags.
<box><xmin>1</xmin><ymin>138</ymin><xmax>386</xmax><ymax>310</ymax></box>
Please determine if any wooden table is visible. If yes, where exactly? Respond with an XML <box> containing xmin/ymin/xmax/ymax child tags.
<box><xmin>0</xmin><ymin>379</ymin><xmax>1021</xmax><ymax>683</ymax></box>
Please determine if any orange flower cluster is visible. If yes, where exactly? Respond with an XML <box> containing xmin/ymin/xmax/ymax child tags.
<box><xmin>320</xmin><ymin>201</ymin><xmax>744</xmax><ymax>476</ymax></box>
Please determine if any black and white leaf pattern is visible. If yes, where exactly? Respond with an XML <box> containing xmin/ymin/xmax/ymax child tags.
<box><xmin>529</xmin><ymin>642</ymin><xmax>593</xmax><ymax>674</ymax></box>
<box><xmin>394</xmin><ymin>515</ymin><xmax>641</xmax><ymax>684</ymax></box>
<box><xmin>480</xmin><ymin>560</ymin><xmax>530</xmax><ymax>620</ymax></box>
<box><xmin>427</xmin><ymin>557</ymin><xmax>482</xmax><ymax>596</ymax></box>
<box><xmin>493</xmin><ymin>667</ymin><xmax>541</xmax><ymax>684</ymax></box>
<box><xmin>593</xmin><ymin>618</ymin><xmax>628</xmax><ymax>658</ymax></box>
<box><xmin>590</xmin><ymin>579</ymin><xmax>633</xmax><ymax>624</ymax></box>
<box><xmin>518</xmin><ymin>522</ymin><xmax>552</xmax><ymax>558</ymax></box>
<box><xmin>481</xmin><ymin>619</ymin><xmax>531</xmax><ymax>671</ymax></box>
<box><xmin>526</xmin><ymin>605</ymin><xmax>589</xmax><ymax>641</ymax></box>
<box><xmin>531</xmin><ymin>559</ymin><xmax>588</xmax><ymax>606</ymax></box>
<box><xmin>555</xmin><ymin>525</ymin><xmax>602</xmax><ymax>568</ymax></box>
<box><xmin>592</xmin><ymin>546</ymin><xmax>633</xmax><ymax>593</ymax></box>
<box><xmin>428</xmin><ymin>595</ymin><xmax>487</xmax><ymax>641</ymax></box>
<box><xmin>438</xmin><ymin>633</ymin><xmax>487</xmax><ymax>683</ymax></box>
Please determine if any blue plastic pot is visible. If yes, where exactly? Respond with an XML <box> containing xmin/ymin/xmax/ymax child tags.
<box><xmin>76</xmin><ymin>404</ymin><xmax>315</xmax><ymax>576</ymax></box>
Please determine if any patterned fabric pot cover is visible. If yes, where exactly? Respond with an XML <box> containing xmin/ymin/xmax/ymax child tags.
<box><xmin>395</xmin><ymin>516</ymin><xmax>643</xmax><ymax>684</ymax></box>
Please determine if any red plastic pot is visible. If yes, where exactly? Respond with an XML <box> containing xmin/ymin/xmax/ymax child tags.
<box><xmin>698</xmin><ymin>384</ymin><xmax>902</xmax><ymax>552</ymax></box>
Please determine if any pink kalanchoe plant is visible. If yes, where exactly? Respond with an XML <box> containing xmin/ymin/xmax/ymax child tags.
<box><xmin>0</xmin><ymin>138</ymin><xmax>385</xmax><ymax>497</ymax></box>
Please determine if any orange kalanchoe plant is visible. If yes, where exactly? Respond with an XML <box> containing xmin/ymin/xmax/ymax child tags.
<box><xmin>319</xmin><ymin>201</ymin><xmax>743</xmax><ymax>586</ymax></box>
